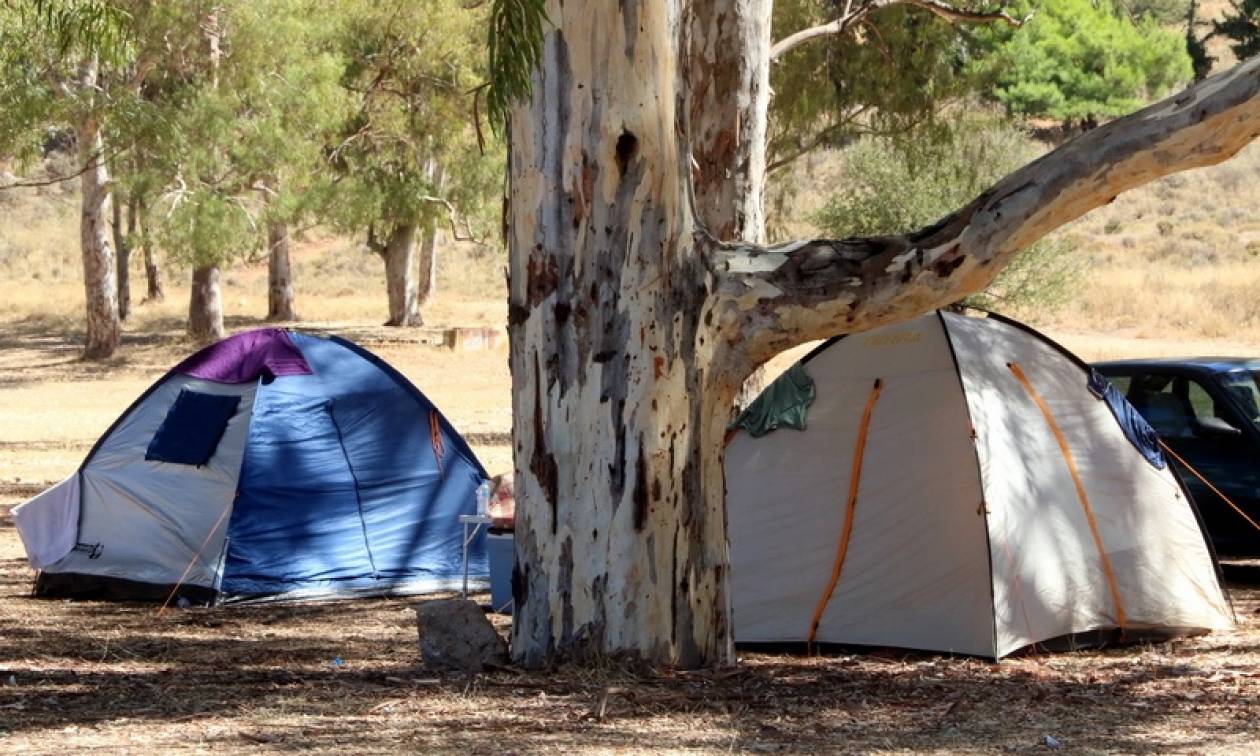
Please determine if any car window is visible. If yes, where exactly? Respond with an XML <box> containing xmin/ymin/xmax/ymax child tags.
<box><xmin>1105</xmin><ymin>375</ymin><xmax>1131</xmax><ymax>395</ymax></box>
<box><xmin>1216</xmin><ymin>369</ymin><xmax>1260</xmax><ymax>433</ymax></box>
<box><xmin>1127</xmin><ymin>372</ymin><xmax>1244</xmax><ymax>439</ymax></box>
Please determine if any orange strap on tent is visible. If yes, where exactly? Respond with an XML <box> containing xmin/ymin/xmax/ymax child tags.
<box><xmin>807</xmin><ymin>378</ymin><xmax>883</xmax><ymax>650</ymax></box>
<box><xmin>1008</xmin><ymin>362</ymin><xmax>1128</xmax><ymax>630</ymax></box>
<box><xmin>1158</xmin><ymin>439</ymin><xmax>1260</xmax><ymax>534</ymax></box>
<box><xmin>430</xmin><ymin>410</ymin><xmax>445</xmax><ymax>475</ymax></box>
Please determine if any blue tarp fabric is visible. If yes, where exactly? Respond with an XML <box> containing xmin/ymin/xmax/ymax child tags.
<box><xmin>145</xmin><ymin>390</ymin><xmax>242</xmax><ymax>466</ymax></box>
<box><xmin>1089</xmin><ymin>370</ymin><xmax>1167</xmax><ymax>469</ymax></box>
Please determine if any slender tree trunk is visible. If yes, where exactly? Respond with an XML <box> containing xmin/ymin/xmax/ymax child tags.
<box><xmin>112</xmin><ymin>191</ymin><xmax>131</xmax><ymax>322</ymax></box>
<box><xmin>140</xmin><ymin>196</ymin><xmax>164</xmax><ymax>302</ymax></box>
<box><xmin>690</xmin><ymin>0</ymin><xmax>770</xmax><ymax>411</ymax></box>
<box><xmin>417</xmin><ymin>159</ymin><xmax>444</xmax><ymax>305</ymax></box>
<box><xmin>383</xmin><ymin>223</ymin><xmax>422</xmax><ymax>326</ymax></box>
<box><xmin>266</xmin><ymin>219</ymin><xmax>298</xmax><ymax>321</ymax></box>
<box><xmin>188</xmin><ymin>265</ymin><xmax>224</xmax><ymax>342</ymax></box>
<box><xmin>509</xmin><ymin>2</ymin><xmax>1260</xmax><ymax>669</ymax></box>
<box><xmin>79</xmin><ymin>115</ymin><xmax>121</xmax><ymax>359</ymax></box>
<box><xmin>417</xmin><ymin>219</ymin><xmax>438</xmax><ymax>307</ymax></box>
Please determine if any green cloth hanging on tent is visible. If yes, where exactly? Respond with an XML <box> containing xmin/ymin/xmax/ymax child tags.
<box><xmin>729</xmin><ymin>363</ymin><xmax>817</xmax><ymax>438</ymax></box>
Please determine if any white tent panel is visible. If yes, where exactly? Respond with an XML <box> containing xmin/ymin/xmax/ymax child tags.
<box><xmin>729</xmin><ymin>315</ymin><xmax>995</xmax><ymax>655</ymax></box>
<box><xmin>13</xmin><ymin>475</ymin><xmax>80</xmax><ymax>569</ymax></box>
<box><xmin>44</xmin><ymin>377</ymin><xmax>256</xmax><ymax>589</ymax></box>
<box><xmin>944</xmin><ymin>312</ymin><xmax>1230</xmax><ymax>656</ymax></box>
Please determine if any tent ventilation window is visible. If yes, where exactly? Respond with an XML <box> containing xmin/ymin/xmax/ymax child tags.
<box><xmin>145</xmin><ymin>390</ymin><xmax>242</xmax><ymax>466</ymax></box>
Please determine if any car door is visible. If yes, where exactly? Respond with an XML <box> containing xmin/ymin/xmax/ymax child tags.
<box><xmin>1127</xmin><ymin>371</ymin><xmax>1260</xmax><ymax>556</ymax></box>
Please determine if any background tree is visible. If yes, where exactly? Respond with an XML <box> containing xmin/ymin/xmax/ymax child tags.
<box><xmin>133</xmin><ymin>0</ymin><xmax>345</xmax><ymax>338</ymax></box>
<box><xmin>1215</xmin><ymin>0</ymin><xmax>1260</xmax><ymax>60</ymax></box>
<box><xmin>322</xmin><ymin>0</ymin><xmax>500</xmax><ymax>328</ymax></box>
<box><xmin>975</xmin><ymin>0</ymin><xmax>1192</xmax><ymax>128</ymax></box>
<box><xmin>495</xmin><ymin>0</ymin><xmax>1260</xmax><ymax>669</ymax></box>
<box><xmin>0</xmin><ymin>0</ymin><xmax>159</xmax><ymax>358</ymax></box>
<box><xmin>766</xmin><ymin>0</ymin><xmax>1007</xmax><ymax>177</ymax></box>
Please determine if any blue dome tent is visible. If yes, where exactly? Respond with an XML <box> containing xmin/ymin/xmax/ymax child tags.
<box><xmin>14</xmin><ymin>329</ymin><xmax>490</xmax><ymax>604</ymax></box>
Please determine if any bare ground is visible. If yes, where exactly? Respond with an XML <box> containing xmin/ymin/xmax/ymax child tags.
<box><xmin>2</xmin><ymin>275</ymin><xmax>1260</xmax><ymax>750</ymax></box>
<box><xmin>2</xmin><ymin>317</ymin><xmax>1260</xmax><ymax>753</ymax></box>
<box><xmin>1</xmin><ymin>515</ymin><xmax>1258</xmax><ymax>754</ymax></box>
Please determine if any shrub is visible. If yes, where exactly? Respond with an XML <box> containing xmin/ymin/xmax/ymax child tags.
<box><xmin>812</xmin><ymin>112</ymin><xmax>1079</xmax><ymax>312</ymax></box>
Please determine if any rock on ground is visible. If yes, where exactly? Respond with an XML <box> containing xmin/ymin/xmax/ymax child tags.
<box><xmin>414</xmin><ymin>598</ymin><xmax>508</xmax><ymax>672</ymax></box>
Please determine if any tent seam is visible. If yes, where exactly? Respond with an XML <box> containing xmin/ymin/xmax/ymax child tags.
<box><xmin>937</xmin><ymin>311</ymin><xmax>1001</xmax><ymax>661</ymax></box>
<box><xmin>326</xmin><ymin>399</ymin><xmax>380</xmax><ymax>579</ymax></box>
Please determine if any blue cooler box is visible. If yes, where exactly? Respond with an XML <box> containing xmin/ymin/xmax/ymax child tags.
<box><xmin>487</xmin><ymin>531</ymin><xmax>514</xmax><ymax>614</ymax></box>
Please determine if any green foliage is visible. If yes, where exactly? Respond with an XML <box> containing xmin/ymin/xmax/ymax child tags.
<box><xmin>974</xmin><ymin>0</ymin><xmax>1192</xmax><ymax>125</ymax></box>
<box><xmin>115</xmin><ymin>1</ymin><xmax>350</xmax><ymax>268</ymax></box>
<box><xmin>0</xmin><ymin>0</ymin><xmax>150</xmax><ymax>162</ymax></box>
<box><xmin>769</xmin><ymin>1</ymin><xmax>987</xmax><ymax>169</ymax></box>
<box><xmin>487</xmin><ymin>0</ymin><xmax>548</xmax><ymax>131</ymax></box>
<box><xmin>812</xmin><ymin>113</ymin><xmax>1078</xmax><ymax>311</ymax></box>
<box><xmin>1214</xmin><ymin>1</ymin><xmax>1260</xmax><ymax>61</ymax></box>
<box><xmin>318</xmin><ymin>0</ymin><xmax>502</xmax><ymax>243</ymax></box>
<box><xmin>1116</xmin><ymin>0</ymin><xmax>1191</xmax><ymax>24</ymax></box>
<box><xmin>16</xmin><ymin>0</ymin><xmax>134</xmax><ymax>64</ymax></box>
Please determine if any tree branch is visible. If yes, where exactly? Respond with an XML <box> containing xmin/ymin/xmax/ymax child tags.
<box><xmin>0</xmin><ymin>143</ymin><xmax>131</xmax><ymax>190</ymax></box>
<box><xmin>711</xmin><ymin>55</ymin><xmax>1260</xmax><ymax>368</ymax></box>
<box><xmin>770</xmin><ymin>0</ymin><xmax>1026</xmax><ymax>62</ymax></box>
<box><xmin>420</xmin><ymin>195</ymin><xmax>479</xmax><ymax>242</ymax></box>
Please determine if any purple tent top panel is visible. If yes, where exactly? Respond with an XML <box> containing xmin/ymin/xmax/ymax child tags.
<box><xmin>173</xmin><ymin>329</ymin><xmax>313</xmax><ymax>384</ymax></box>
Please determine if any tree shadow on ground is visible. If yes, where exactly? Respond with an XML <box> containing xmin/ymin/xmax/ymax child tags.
<box><xmin>1</xmin><ymin>583</ymin><xmax>1258</xmax><ymax>752</ymax></box>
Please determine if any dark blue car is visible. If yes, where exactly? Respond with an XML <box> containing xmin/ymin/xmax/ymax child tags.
<box><xmin>1094</xmin><ymin>358</ymin><xmax>1260</xmax><ymax>557</ymax></box>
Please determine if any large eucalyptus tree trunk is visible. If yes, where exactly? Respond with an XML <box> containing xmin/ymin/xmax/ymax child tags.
<box><xmin>111</xmin><ymin>193</ymin><xmax>132</xmax><ymax>322</ymax></box>
<box><xmin>382</xmin><ymin>223</ymin><xmax>422</xmax><ymax>327</ymax></box>
<box><xmin>188</xmin><ymin>265</ymin><xmax>224</xmax><ymax>342</ymax></box>
<box><xmin>508</xmin><ymin>1</ymin><xmax>1260</xmax><ymax>669</ymax></box>
<box><xmin>508</xmin><ymin>2</ymin><xmax>737</xmax><ymax>669</ymax></box>
<box><xmin>78</xmin><ymin>60</ymin><xmax>121</xmax><ymax>360</ymax></box>
<box><xmin>689</xmin><ymin>0</ymin><xmax>772</xmax><ymax>411</ymax></box>
<box><xmin>267</xmin><ymin>219</ymin><xmax>298</xmax><ymax>321</ymax></box>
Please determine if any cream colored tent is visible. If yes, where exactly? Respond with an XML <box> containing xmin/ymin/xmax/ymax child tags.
<box><xmin>726</xmin><ymin>310</ymin><xmax>1231</xmax><ymax>659</ymax></box>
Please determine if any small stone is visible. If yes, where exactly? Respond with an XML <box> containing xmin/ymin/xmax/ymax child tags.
<box><xmin>414</xmin><ymin>598</ymin><xmax>508</xmax><ymax>672</ymax></box>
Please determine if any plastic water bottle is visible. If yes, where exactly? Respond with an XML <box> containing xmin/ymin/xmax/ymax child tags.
<box><xmin>476</xmin><ymin>480</ymin><xmax>492</xmax><ymax>517</ymax></box>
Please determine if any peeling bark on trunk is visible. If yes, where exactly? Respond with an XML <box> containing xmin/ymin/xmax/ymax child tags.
<box><xmin>509</xmin><ymin>2</ymin><xmax>736</xmax><ymax>669</ymax></box>
<box><xmin>112</xmin><ymin>191</ymin><xmax>131</xmax><ymax>323</ymax></box>
<box><xmin>510</xmin><ymin>1</ymin><xmax>1260</xmax><ymax>669</ymax></box>
<box><xmin>188</xmin><ymin>265</ymin><xmax>224</xmax><ymax>342</ymax></box>
<box><xmin>689</xmin><ymin>0</ymin><xmax>770</xmax><ymax>412</ymax></box>
<box><xmin>267</xmin><ymin>219</ymin><xmax>298</xmax><ymax>321</ymax></box>
<box><xmin>689</xmin><ymin>0</ymin><xmax>770</xmax><ymax>244</ymax></box>
<box><xmin>382</xmin><ymin>223</ymin><xmax>422</xmax><ymax>327</ymax></box>
<box><xmin>79</xmin><ymin>116</ymin><xmax>121</xmax><ymax>360</ymax></box>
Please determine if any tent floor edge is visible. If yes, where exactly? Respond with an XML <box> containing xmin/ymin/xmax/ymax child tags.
<box><xmin>33</xmin><ymin>571</ymin><xmax>218</xmax><ymax>605</ymax></box>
